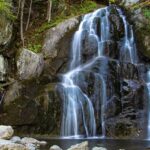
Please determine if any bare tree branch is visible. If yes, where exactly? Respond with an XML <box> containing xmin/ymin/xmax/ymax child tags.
<box><xmin>25</xmin><ymin>0</ymin><xmax>32</xmax><ymax>31</ymax></box>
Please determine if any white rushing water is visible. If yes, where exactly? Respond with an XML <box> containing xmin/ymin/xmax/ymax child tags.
<box><xmin>60</xmin><ymin>6</ymin><xmax>138</xmax><ymax>138</ymax></box>
<box><xmin>116</xmin><ymin>8</ymin><xmax>138</xmax><ymax>64</ymax></box>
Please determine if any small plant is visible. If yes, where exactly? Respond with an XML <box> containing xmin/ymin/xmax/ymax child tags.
<box><xmin>27</xmin><ymin>43</ymin><xmax>42</xmax><ymax>53</ymax></box>
<box><xmin>109</xmin><ymin>0</ymin><xmax>116</xmax><ymax>4</ymax></box>
<box><xmin>143</xmin><ymin>8</ymin><xmax>150</xmax><ymax>20</ymax></box>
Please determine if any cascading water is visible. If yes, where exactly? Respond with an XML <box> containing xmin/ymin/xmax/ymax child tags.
<box><xmin>58</xmin><ymin>5</ymin><xmax>138</xmax><ymax>138</ymax></box>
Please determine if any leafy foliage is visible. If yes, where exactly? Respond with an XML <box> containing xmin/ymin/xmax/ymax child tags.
<box><xmin>0</xmin><ymin>0</ymin><xmax>14</xmax><ymax>20</ymax></box>
<box><xmin>143</xmin><ymin>8</ymin><xmax>150</xmax><ymax>20</ymax></box>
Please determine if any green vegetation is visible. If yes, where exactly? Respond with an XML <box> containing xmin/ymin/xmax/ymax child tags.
<box><xmin>37</xmin><ymin>0</ymin><xmax>98</xmax><ymax>33</ymax></box>
<box><xmin>0</xmin><ymin>0</ymin><xmax>14</xmax><ymax>20</ymax></box>
<box><xmin>143</xmin><ymin>8</ymin><xmax>150</xmax><ymax>20</ymax></box>
<box><xmin>130</xmin><ymin>0</ymin><xmax>150</xmax><ymax>9</ymax></box>
<box><xmin>27</xmin><ymin>43</ymin><xmax>42</xmax><ymax>53</ymax></box>
<box><xmin>26</xmin><ymin>0</ymin><xmax>100</xmax><ymax>53</ymax></box>
<box><xmin>109</xmin><ymin>0</ymin><xmax>116</xmax><ymax>4</ymax></box>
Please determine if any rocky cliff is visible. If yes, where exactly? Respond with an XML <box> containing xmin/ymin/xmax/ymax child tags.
<box><xmin>0</xmin><ymin>0</ymin><xmax>149</xmax><ymax>138</ymax></box>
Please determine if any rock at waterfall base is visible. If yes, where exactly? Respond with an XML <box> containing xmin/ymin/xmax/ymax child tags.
<box><xmin>0</xmin><ymin>125</ymin><xmax>14</xmax><ymax>140</ymax></box>
<box><xmin>0</xmin><ymin>139</ymin><xmax>27</xmax><ymax>150</ymax></box>
<box><xmin>67</xmin><ymin>141</ymin><xmax>88</xmax><ymax>150</ymax></box>
<box><xmin>49</xmin><ymin>145</ymin><xmax>63</xmax><ymax>150</ymax></box>
<box><xmin>21</xmin><ymin>137</ymin><xmax>47</xmax><ymax>146</ymax></box>
<box><xmin>92</xmin><ymin>147</ymin><xmax>107</xmax><ymax>150</ymax></box>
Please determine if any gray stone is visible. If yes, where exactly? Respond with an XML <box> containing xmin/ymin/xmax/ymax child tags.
<box><xmin>21</xmin><ymin>137</ymin><xmax>47</xmax><ymax>146</ymax></box>
<box><xmin>0</xmin><ymin>125</ymin><xmax>14</xmax><ymax>140</ymax></box>
<box><xmin>92</xmin><ymin>147</ymin><xmax>107</xmax><ymax>150</ymax></box>
<box><xmin>67</xmin><ymin>141</ymin><xmax>88</xmax><ymax>150</ymax></box>
<box><xmin>0</xmin><ymin>55</ymin><xmax>7</xmax><ymax>82</ymax></box>
<box><xmin>0</xmin><ymin>139</ymin><xmax>27</xmax><ymax>150</ymax></box>
<box><xmin>3</xmin><ymin>82</ymin><xmax>22</xmax><ymax>106</ymax></box>
<box><xmin>0</xmin><ymin>14</ymin><xmax>12</xmax><ymax>46</ymax></box>
<box><xmin>10</xmin><ymin>136</ymin><xmax>21</xmax><ymax>143</ymax></box>
<box><xmin>119</xmin><ymin>0</ymin><xmax>139</xmax><ymax>6</ymax></box>
<box><xmin>17</xmin><ymin>48</ymin><xmax>44</xmax><ymax>80</ymax></box>
<box><xmin>43</xmin><ymin>17</ymin><xmax>79</xmax><ymax>58</ymax></box>
<box><xmin>25</xmin><ymin>143</ymin><xmax>36</xmax><ymax>150</ymax></box>
<box><xmin>49</xmin><ymin>145</ymin><xmax>62</xmax><ymax>150</ymax></box>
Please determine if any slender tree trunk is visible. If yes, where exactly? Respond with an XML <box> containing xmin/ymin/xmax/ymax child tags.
<box><xmin>26</xmin><ymin>0</ymin><xmax>32</xmax><ymax>31</ymax></box>
<box><xmin>17</xmin><ymin>0</ymin><xmax>21</xmax><ymax>17</ymax></box>
<box><xmin>46</xmin><ymin>0</ymin><xmax>52</xmax><ymax>23</ymax></box>
<box><xmin>20</xmin><ymin>0</ymin><xmax>25</xmax><ymax>47</ymax></box>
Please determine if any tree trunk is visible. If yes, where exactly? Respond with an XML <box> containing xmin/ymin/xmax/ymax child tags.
<box><xmin>20</xmin><ymin>0</ymin><xmax>25</xmax><ymax>47</ymax></box>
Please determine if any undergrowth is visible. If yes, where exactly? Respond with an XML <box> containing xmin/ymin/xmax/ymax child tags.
<box><xmin>26</xmin><ymin>0</ymin><xmax>102</xmax><ymax>53</ymax></box>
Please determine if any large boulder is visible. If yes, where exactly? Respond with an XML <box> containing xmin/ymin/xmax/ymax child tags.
<box><xmin>17</xmin><ymin>49</ymin><xmax>44</xmax><ymax>80</ymax></box>
<box><xmin>0</xmin><ymin>126</ymin><xmax>14</xmax><ymax>140</ymax></box>
<box><xmin>1</xmin><ymin>81</ymin><xmax>39</xmax><ymax>125</ymax></box>
<box><xmin>42</xmin><ymin>17</ymin><xmax>80</xmax><ymax>59</ymax></box>
<box><xmin>0</xmin><ymin>80</ymin><xmax>60</xmax><ymax>135</ymax></box>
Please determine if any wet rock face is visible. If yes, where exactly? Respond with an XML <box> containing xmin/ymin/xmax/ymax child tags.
<box><xmin>82</xmin><ymin>33</ymin><xmax>98</xmax><ymax>61</ymax></box>
<box><xmin>105</xmin><ymin>60</ymin><xmax>146</xmax><ymax>138</ymax></box>
<box><xmin>109</xmin><ymin>9</ymin><xmax>124</xmax><ymax>40</ymax></box>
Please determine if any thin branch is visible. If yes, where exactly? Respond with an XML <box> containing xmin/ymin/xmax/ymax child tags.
<box><xmin>25</xmin><ymin>0</ymin><xmax>32</xmax><ymax>31</ymax></box>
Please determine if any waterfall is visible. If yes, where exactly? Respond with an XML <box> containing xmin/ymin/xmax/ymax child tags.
<box><xmin>116</xmin><ymin>8</ymin><xmax>138</xmax><ymax>64</ymax></box>
<box><xmin>59</xmin><ymin>6</ymin><xmax>138</xmax><ymax>138</ymax></box>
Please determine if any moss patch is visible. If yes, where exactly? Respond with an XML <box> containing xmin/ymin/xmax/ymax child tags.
<box><xmin>143</xmin><ymin>8</ymin><xmax>150</xmax><ymax>20</ymax></box>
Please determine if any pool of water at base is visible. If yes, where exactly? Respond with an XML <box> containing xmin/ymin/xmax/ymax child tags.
<box><xmin>40</xmin><ymin>138</ymin><xmax>150</xmax><ymax>150</ymax></box>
